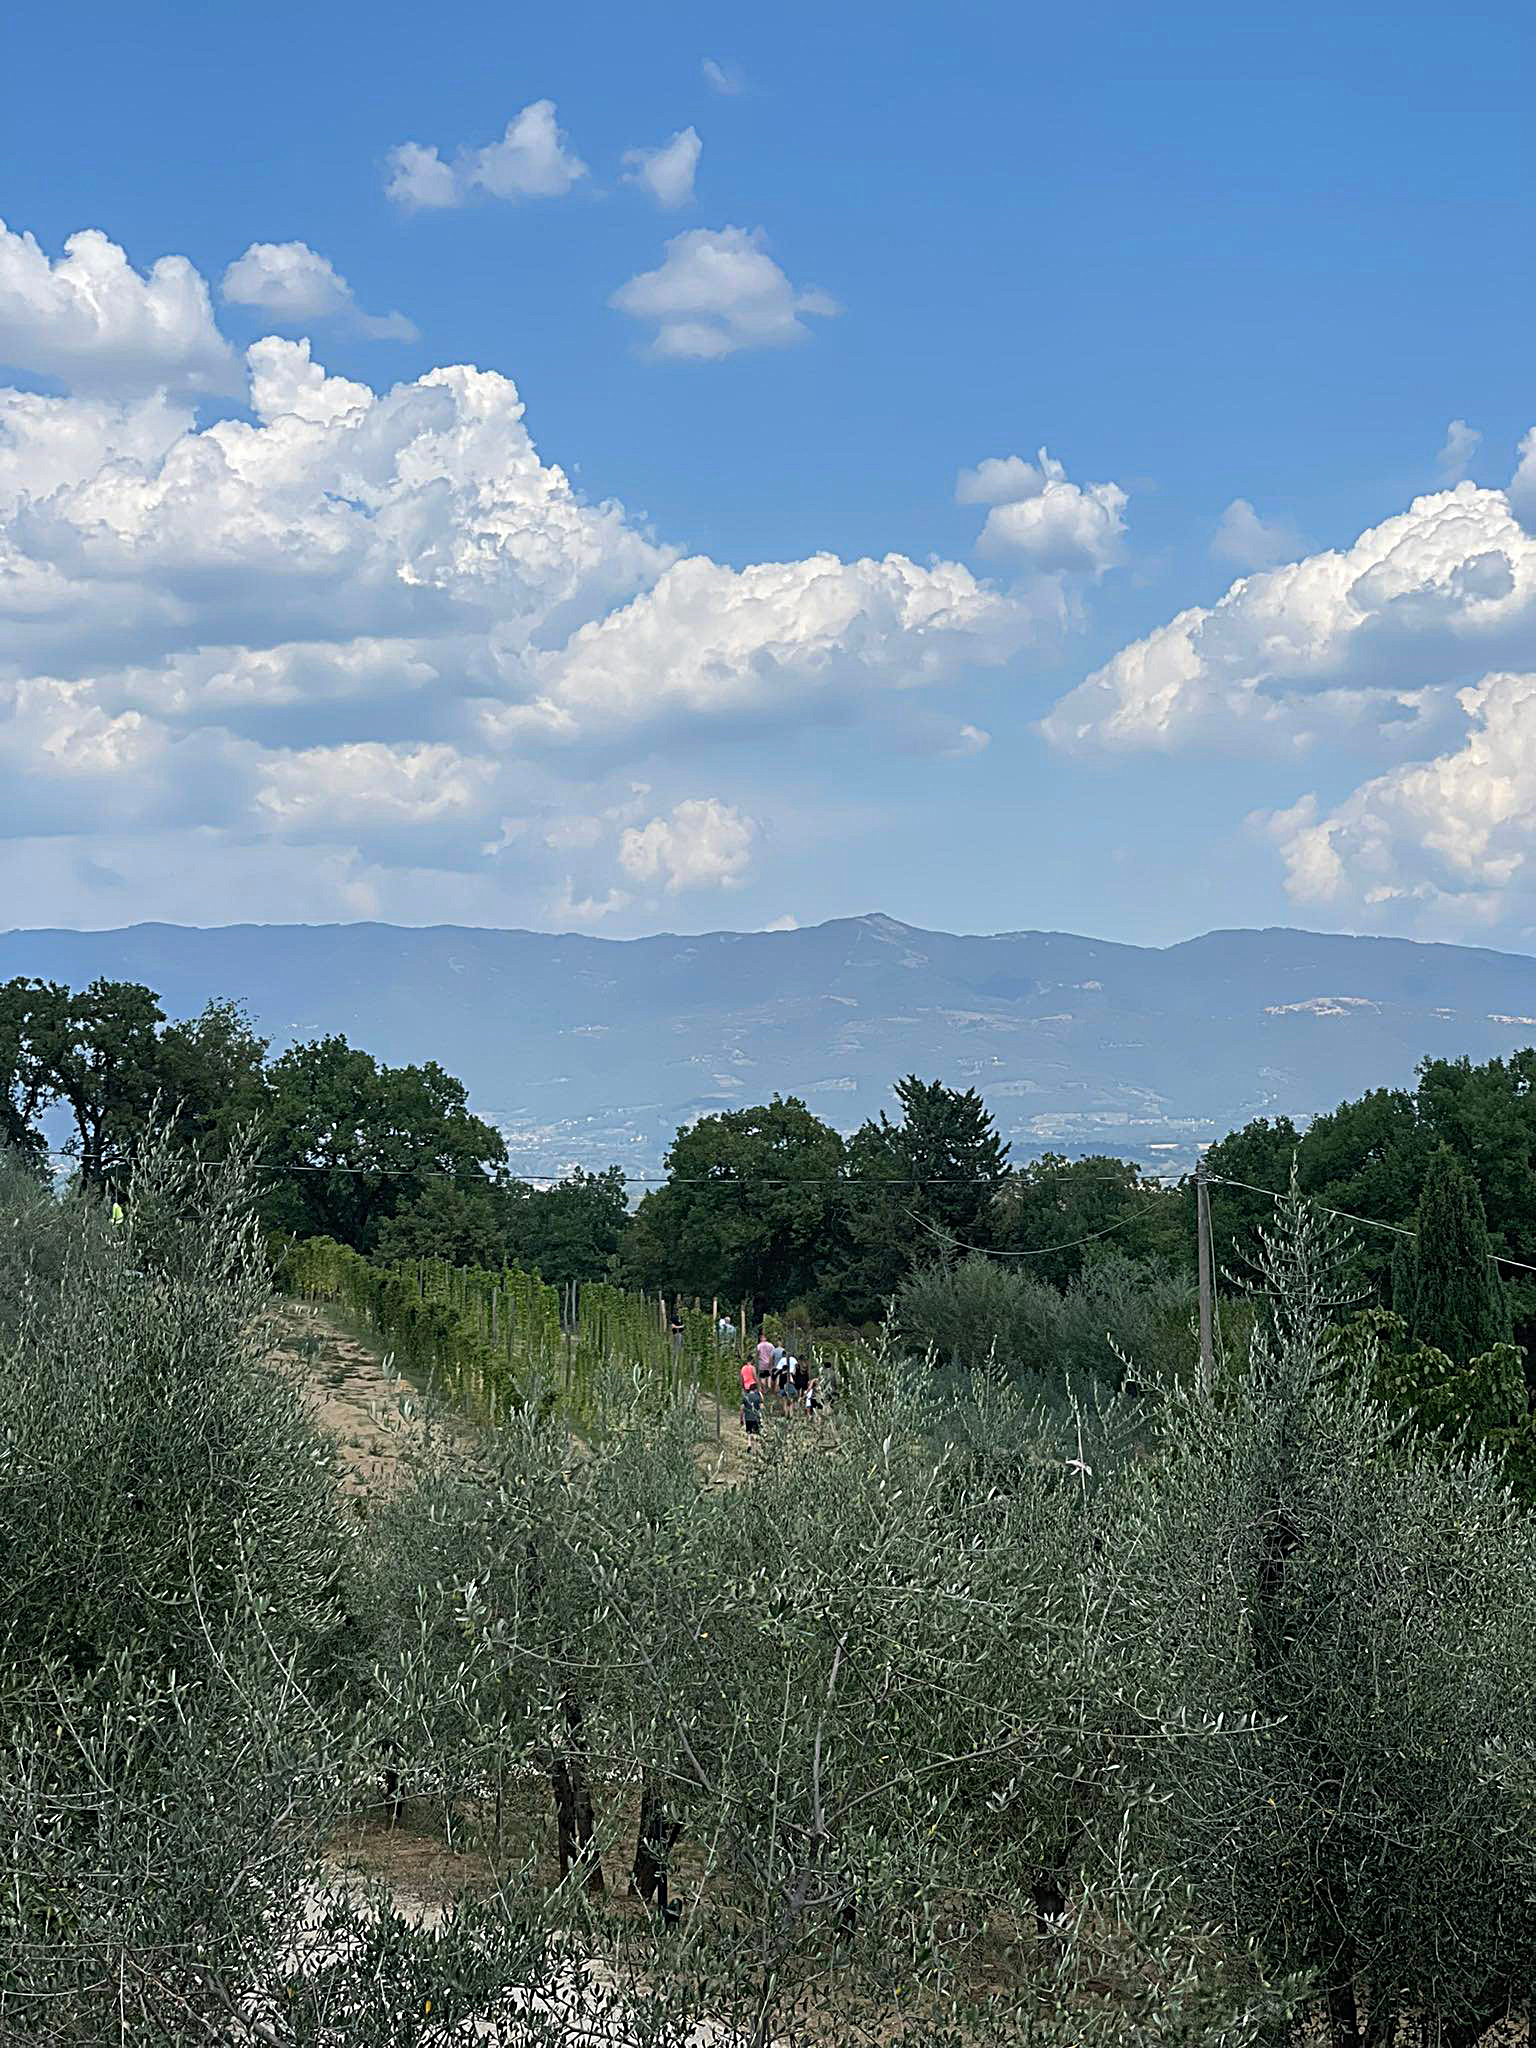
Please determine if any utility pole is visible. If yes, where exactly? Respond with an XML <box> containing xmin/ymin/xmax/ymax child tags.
<box><xmin>1195</xmin><ymin>1152</ymin><xmax>1214</xmax><ymax>1396</ymax></box>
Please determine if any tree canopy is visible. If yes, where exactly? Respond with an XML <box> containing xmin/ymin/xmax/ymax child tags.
<box><xmin>504</xmin><ymin>1164</ymin><xmax>630</xmax><ymax>1289</ymax></box>
<box><xmin>818</xmin><ymin>1074</ymin><xmax>1012</xmax><ymax>1320</ymax></box>
<box><xmin>259</xmin><ymin>1035</ymin><xmax>508</xmax><ymax>1255</ymax></box>
<box><xmin>0</xmin><ymin>975</ymin><xmax>264</xmax><ymax>1186</ymax></box>
<box><xmin>620</xmin><ymin>1095</ymin><xmax>846</xmax><ymax>1311</ymax></box>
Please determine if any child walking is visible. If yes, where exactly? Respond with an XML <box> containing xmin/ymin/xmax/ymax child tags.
<box><xmin>741</xmin><ymin>1377</ymin><xmax>763</xmax><ymax>1449</ymax></box>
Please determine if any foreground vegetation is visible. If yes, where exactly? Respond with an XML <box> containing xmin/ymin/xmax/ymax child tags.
<box><xmin>7</xmin><ymin>1131</ymin><xmax>1536</xmax><ymax>2043</ymax></box>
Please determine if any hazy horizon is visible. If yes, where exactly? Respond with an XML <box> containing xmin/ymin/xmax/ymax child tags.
<box><xmin>4</xmin><ymin>909</ymin><xmax>1535</xmax><ymax>965</ymax></box>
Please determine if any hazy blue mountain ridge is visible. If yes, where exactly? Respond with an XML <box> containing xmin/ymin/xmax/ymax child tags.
<box><xmin>4</xmin><ymin>915</ymin><xmax>1534</xmax><ymax>1180</ymax></box>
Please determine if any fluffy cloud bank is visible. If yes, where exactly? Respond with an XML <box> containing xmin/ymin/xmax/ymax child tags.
<box><xmin>1047</xmin><ymin>449</ymin><xmax>1536</xmax><ymax>931</ymax></box>
<box><xmin>507</xmin><ymin>552</ymin><xmax>1027</xmax><ymax>738</ymax></box>
<box><xmin>1263</xmin><ymin>671</ymin><xmax>1536</xmax><ymax>924</ymax></box>
<box><xmin>1044</xmin><ymin>481</ymin><xmax>1536</xmax><ymax>756</ymax></box>
<box><xmin>0</xmin><ymin>223</ymin><xmax>1037</xmax><ymax>925</ymax></box>
<box><xmin>0</xmin><ymin>220</ymin><xmax>236</xmax><ymax>396</ymax></box>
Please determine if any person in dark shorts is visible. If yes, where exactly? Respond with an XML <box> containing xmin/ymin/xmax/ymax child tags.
<box><xmin>792</xmin><ymin>1354</ymin><xmax>811</xmax><ymax>1413</ymax></box>
<box><xmin>741</xmin><ymin>1378</ymin><xmax>763</xmax><ymax>1448</ymax></box>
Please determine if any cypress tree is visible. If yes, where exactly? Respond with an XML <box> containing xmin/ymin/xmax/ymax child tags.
<box><xmin>1393</xmin><ymin>1146</ymin><xmax>1510</xmax><ymax>1366</ymax></box>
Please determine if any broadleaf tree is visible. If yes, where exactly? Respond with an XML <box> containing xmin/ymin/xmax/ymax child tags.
<box><xmin>619</xmin><ymin>1095</ymin><xmax>845</xmax><ymax>1313</ymax></box>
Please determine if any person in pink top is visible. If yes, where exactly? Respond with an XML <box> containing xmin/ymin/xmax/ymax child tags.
<box><xmin>740</xmin><ymin>1359</ymin><xmax>758</xmax><ymax>1394</ymax></box>
<box><xmin>755</xmin><ymin>1334</ymin><xmax>774</xmax><ymax>1379</ymax></box>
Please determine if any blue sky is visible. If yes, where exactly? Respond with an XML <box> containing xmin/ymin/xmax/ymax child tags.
<box><xmin>5</xmin><ymin>0</ymin><xmax>1536</xmax><ymax>946</ymax></box>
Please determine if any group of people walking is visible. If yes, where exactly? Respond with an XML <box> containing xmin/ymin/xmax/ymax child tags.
<box><xmin>739</xmin><ymin>1332</ymin><xmax>821</xmax><ymax>1445</ymax></box>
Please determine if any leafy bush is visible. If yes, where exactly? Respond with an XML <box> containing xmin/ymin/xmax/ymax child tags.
<box><xmin>0</xmin><ymin>1134</ymin><xmax>360</xmax><ymax>2039</ymax></box>
<box><xmin>894</xmin><ymin>1249</ymin><xmax>1198</xmax><ymax>1389</ymax></box>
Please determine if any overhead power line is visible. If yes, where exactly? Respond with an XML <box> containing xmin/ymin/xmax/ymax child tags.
<box><xmin>37</xmin><ymin>1148</ymin><xmax>1187</xmax><ymax>1190</ymax></box>
<box><xmin>909</xmin><ymin>1209</ymin><xmax>1154</xmax><ymax>1260</ymax></box>
<box><xmin>1207</xmin><ymin>1170</ymin><xmax>1536</xmax><ymax>1278</ymax></box>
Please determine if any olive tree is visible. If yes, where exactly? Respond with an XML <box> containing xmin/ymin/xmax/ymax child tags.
<box><xmin>1099</xmin><ymin>1187</ymin><xmax>1536</xmax><ymax>2047</ymax></box>
<box><xmin>0</xmin><ymin>1133</ymin><xmax>366</xmax><ymax>2040</ymax></box>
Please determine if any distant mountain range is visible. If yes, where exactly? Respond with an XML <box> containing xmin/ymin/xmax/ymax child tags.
<box><xmin>5</xmin><ymin>914</ymin><xmax>1536</xmax><ymax>1180</ymax></box>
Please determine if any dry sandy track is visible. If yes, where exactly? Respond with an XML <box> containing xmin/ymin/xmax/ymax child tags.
<box><xmin>262</xmin><ymin>1297</ymin><xmax>434</xmax><ymax>1501</ymax></box>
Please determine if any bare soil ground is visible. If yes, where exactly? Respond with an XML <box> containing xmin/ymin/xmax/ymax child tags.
<box><xmin>261</xmin><ymin>1297</ymin><xmax>438</xmax><ymax>1503</ymax></box>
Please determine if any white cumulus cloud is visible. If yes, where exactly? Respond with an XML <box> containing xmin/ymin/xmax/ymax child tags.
<box><xmin>977</xmin><ymin>477</ymin><xmax>1126</xmax><ymax>573</ymax></box>
<box><xmin>957</xmin><ymin>446</ymin><xmax>1127</xmax><ymax>575</ymax></box>
<box><xmin>0</xmin><ymin>219</ymin><xmax>236</xmax><ymax>396</ymax></box>
<box><xmin>611</xmin><ymin>226</ymin><xmax>839</xmax><ymax>360</ymax></box>
<box><xmin>1046</xmin><ymin>431</ymin><xmax>1536</xmax><ymax>928</ymax></box>
<box><xmin>623</xmin><ymin>128</ymin><xmax>701</xmax><ymax>209</ymax></box>
<box><xmin>384</xmin><ymin>101</ymin><xmax>588</xmax><ymax>210</ymax></box>
<box><xmin>221</xmin><ymin>242</ymin><xmax>417</xmax><ymax>341</ymax></box>
<box><xmin>502</xmin><ymin>551</ymin><xmax>1034</xmax><ymax>737</ymax></box>
<box><xmin>1264</xmin><ymin>671</ymin><xmax>1536</xmax><ymax>925</ymax></box>
<box><xmin>1044</xmin><ymin>480</ymin><xmax>1536</xmax><ymax>755</ymax></box>
<box><xmin>382</xmin><ymin>142</ymin><xmax>459</xmax><ymax>211</ymax></box>
<box><xmin>701</xmin><ymin>58</ymin><xmax>744</xmax><ymax>96</ymax></box>
<box><xmin>955</xmin><ymin>451</ymin><xmax>1056</xmax><ymax>506</ymax></box>
<box><xmin>619</xmin><ymin>797</ymin><xmax>756</xmax><ymax>892</ymax></box>
<box><xmin>0</xmin><ymin>220</ymin><xmax>1041</xmax><ymax>925</ymax></box>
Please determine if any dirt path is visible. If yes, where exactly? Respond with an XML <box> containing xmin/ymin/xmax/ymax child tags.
<box><xmin>262</xmin><ymin>1296</ymin><xmax>433</xmax><ymax>1501</ymax></box>
<box><xmin>262</xmin><ymin>1297</ymin><xmax>491</xmax><ymax>1919</ymax></box>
